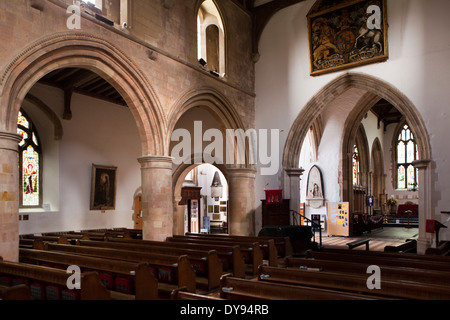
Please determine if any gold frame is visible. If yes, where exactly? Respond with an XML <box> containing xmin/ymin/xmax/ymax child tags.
<box><xmin>307</xmin><ymin>0</ymin><xmax>388</xmax><ymax>76</ymax></box>
<box><xmin>90</xmin><ymin>164</ymin><xmax>117</xmax><ymax>210</ymax></box>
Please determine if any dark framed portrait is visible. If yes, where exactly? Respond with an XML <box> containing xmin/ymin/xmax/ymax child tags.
<box><xmin>90</xmin><ymin>164</ymin><xmax>117</xmax><ymax>210</ymax></box>
<box><xmin>307</xmin><ymin>0</ymin><xmax>388</xmax><ymax>76</ymax></box>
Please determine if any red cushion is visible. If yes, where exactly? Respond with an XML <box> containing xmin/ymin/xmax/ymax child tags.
<box><xmin>115</xmin><ymin>276</ymin><xmax>133</xmax><ymax>294</ymax></box>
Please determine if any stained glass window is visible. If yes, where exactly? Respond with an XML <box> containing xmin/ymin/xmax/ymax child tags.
<box><xmin>17</xmin><ymin>110</ymin><xmax>41</xmax><ymax>207</ymax></box>
<box><xmin>352</xmin><ymin>145</ymin><xmax>360</xmax><ymax>186</ymax></box>
<box><xmin>396</xmin><ymin>123</ymin><xmax>418</xmax><ymax>190</ymax></box>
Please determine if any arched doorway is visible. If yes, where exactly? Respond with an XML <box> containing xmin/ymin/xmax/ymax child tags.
<box><xmin>174</xmin><ymin>163</ymin><xmax>229</xmax><ymax>234</ymax></box>
<box><xmin>168</xmin><ymin>88</ymin><xmax>255</xmax><ymax>236</ymax></box>
<box><xmin>283</xmin><ymin>73</ymin><xmax>432</xmax><ymax>253</ymax></box>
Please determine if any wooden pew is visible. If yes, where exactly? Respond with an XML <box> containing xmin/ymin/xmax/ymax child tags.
<box><xmin>185</xmin><ymin>232</ymin><xmax>292</xmax><ymax>261</ymax></box>
<box><xmin>0</xmin><ymin>258</ymin><xmax>110</xmax><ymax>300</ymax></box>
<box><xmin>47</xmin><ymin>230</ymin><xmax>131</xmax><ymax>241</ymax></box>
<box><xmin>346</xmin><ymin>238</ymin><xmax>370</xmax><ymax>250</ymax></box>
<box><xmin>257</xmin><ymin>265</ymin><xmax>450</xmax><ymax>300</ymax></box>
<box><xmin>19</xmin><ymin>248</ymin><xmax>159</xmax><ymax>300</ymax></box>
<box><xmin>105</xmin><ymin>237</ymin><xmax>246</xmax><ymax>279</ymax></box>
<box><xmin>166</xmin><ymin>236</ymin><xmax>263</xmax><ymax>275</ymax></box>
<box><xmin>76</xmin><ymin>239</ymin><xmax>223</xmax><ymax>291</ymax></box>
<box><xmin>306</xmin><ymin>249</ymin><xmax>450</xmax><ymax>272</ymax></box>
<box><xmin>319</xmin><ymin>247</ymin><xmax>450</xmax><ymax>264</ymax></box>
<box><xmin>384</xmin><ymin>239</ymin><xmax>417</xmax><ymax>253</ymax></box>
<box><xmin>170</xmin><ymin>287</ymin><xmax>224</xmax><ymax>300</ymax></box>
<box><xmin>218</xmin><ymin>274</ymin><xmax>380</xmax><ymax>300</ymax></box>
<box><xmin>426</xmin><ymin>241</ymin><xmax>450</xmax><ymax>256</ymax></box>
<box><xmin>20</xmin><ymin>235</ymin><xmax>83</xmax><ymax>247</ymax></box>
<box><xmin>0</xmin><ymin>284</ymin><xmax>33</xmax><ymax>300</ymax></box>
<box><xmin>42</xmin><ymin>242</ymin><xmax>196</xmax><ymax>296</ymax></box>
<box><xmin>284</xmin><ymin>257</ymin><xmax>450</xmax><ymax>286</ymax></box>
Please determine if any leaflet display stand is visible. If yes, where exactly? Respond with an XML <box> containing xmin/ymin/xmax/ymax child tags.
<box><xmin>327</xmin><ymin>202</ymin><xmax>349</xmax><ymax>236</ymax></box>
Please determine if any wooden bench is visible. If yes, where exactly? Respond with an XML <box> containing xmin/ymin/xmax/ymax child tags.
<box><xmin>105</xmin><ymin>237</ymin><xmax>246</xmax><ymax>279</ymax></box>
<box><xmin>384</xmin><ymin>239</ymin><xmax>417</xmax><ymax>253</ymax></box>
<box><xmin>219</xmin><ymin>274</ymin><xmax>380</xmax><ymax>300</ymax></box>
<box><xmin>0</xmin><ymin>284</ymin><xmax>33</xmax><ymax>300</ymax></box>
<box><xmin>185</xmin><ymin>232</ymin><xmax>292</xmax><ymax>261</ymax></box>
<box><xmin>42</xmin><ymin>241</ymin><xmax>196</xmax><ymax>296</ymax></box>
<box><xmin>319</xmin><ymin>247</ymin><xmax>450</xmax><ymax>264</ymax></box>
<box><xmin>19</xmin><ymin>248</ymin><xmax>158</xmax><ymax>300</ymax></box>
<box><xmin>284</xmin><ymin>257</ymin><xmax>450</xmax><ymax>286</ymax></box>
<box><xmin>76</xmin><ymin>239</ymin><xmax>223</xmax><ymax>291</ymax></box>
<box><xmin>0</xmin><ymin>258</ymin><xmax>110</xmax><ymax>300</ymax></box>
<box><xmin>183</xmin><ymin>233</ymin><xmax>278</xmax><ymax>265</ymax></box>
<box><xmin>306</xmin><ymin>249</ymin><xmax>450</xmax><ymax>272</ymax></box>
<box><xmin>426</xmin><ymin>241</ymin><xmax>450</xmax><ymax>256</ymax></box>
<box><xmin>166</xmin><ymin>236</ymin><xmax>263</xmax><ymax>275</ymax></box>
<box><xmin>257</xmin><ymin>265</ymin><xmax>450</xmax><ymax>300</ymax></box>
<box><xmin>346</xmin><ymin>238</ymin><xmax>370</xmax><ymax>250</ymax></box>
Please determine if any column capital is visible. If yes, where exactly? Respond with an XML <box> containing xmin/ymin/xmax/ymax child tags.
<box><xmin>0</xmin><ymin>131</ymin><xmax>22</xmax><ymax>152</ymax></box>
<box><xmin>285</xmin><ymin>167</ymin><xmax>305</xmax><ymax>177</ymax></box>
<box><xmin>138</xmin><ymin>155</ymin><xmax>173</xmax><ymax>169</ymax></box>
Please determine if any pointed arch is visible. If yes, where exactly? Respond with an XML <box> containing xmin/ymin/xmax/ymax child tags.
<box><xmin>283</xmin><ymin>72</ymin><xmax>432</xmax><ymax>251</ymax></box>
<box><xmin>283</xmin><ymin>72</ymin><xmax>431</xmax><ymax>170</ymax></box>
<box><xmin>0</xmin><ymin>32</ymin><xmax>166</xmax><ymax>156</ymax></box>
<box><xmin>166</xmin><ymin>87</ymin><xmax>249</xmax><ymax>166</ymax></box>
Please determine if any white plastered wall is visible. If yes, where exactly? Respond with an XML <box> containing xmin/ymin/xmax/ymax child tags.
<box><xmin>255</xmin><ymin>0</ymin><xmax>450</xmax><ymax>240</ymax></box>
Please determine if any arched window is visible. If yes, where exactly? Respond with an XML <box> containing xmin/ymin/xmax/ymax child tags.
<box><xmin>197</xmin><ymin>0</ymin><xmax>225</xmax><ymax>76</ymax></box>
<box><xmin>17</xmin><ymin>110</ymin><xmax>42</xmax><ymax>207</ymax></box>
<box><xmin>395</xmin><ymin>123</ymin><xmax>418</xmax><ymax>189</ymax></box>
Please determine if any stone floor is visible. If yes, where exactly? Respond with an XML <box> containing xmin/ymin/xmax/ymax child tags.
<box><xmin>315</xmin><ymin>226</ymin><xmax>419</xmax><ymax>251</ymax></box>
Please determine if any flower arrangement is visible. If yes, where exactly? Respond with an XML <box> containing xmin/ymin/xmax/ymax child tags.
<box><xmin>387</xmin><ymin>197</ymin><xmax>398</xmax><ymax>206</ymax></box>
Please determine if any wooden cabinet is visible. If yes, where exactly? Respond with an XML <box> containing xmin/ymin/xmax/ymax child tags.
<box><xmin>261</xmin><ymin>199</ymin><xmax>290</xmax><ymax>226</ymax></box>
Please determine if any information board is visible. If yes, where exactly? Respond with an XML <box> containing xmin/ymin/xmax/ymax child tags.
<box><xmin>327</xmin><ymin>202</ymin><xmax>349</xmax><ymax>236</ymax></box>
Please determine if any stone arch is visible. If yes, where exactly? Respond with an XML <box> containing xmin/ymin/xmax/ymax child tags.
<box><xmin>167</xmin><ymin>87</ymin><xmax>250</xmax><ymax>165</ymax></box>
<box><xmin>169</xmin><ymin>88</ymin><xmax>255</xmax><ymax>235</ymax></box>
<box><xmin>0</xmin><ymin>31</ymin><xmax>166</xmax><ymax>156</ymax></box>
<box><xmin>283</xmin><ymin>72</ymin><xmax>432</xmax><ymax>252</ymax></box>
<box><xmin>283</xmin><ymin>72</ymin><xmax>431</xmax><ymax>169</ymax></box>
<box><xmin>172</xmin><ymin>160</ymin><xmax>230</xmax><ymax>235</ymax></box>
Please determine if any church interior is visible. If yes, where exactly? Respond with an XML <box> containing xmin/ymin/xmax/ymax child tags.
<box><xmin>0</xmin><ymin>0</ymin><xmax>449</xmax><ymax>302</ymax></box>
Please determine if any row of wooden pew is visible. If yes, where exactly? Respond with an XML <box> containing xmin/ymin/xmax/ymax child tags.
<box><xmin>2</xmin><ymin>229</ymin><xmax>293</xmax><ymax>300</ymax></box>
<box><xmin>3</xmin><ymin>229</ymin><xmax>450</xmax><ymax>300</ymax></box>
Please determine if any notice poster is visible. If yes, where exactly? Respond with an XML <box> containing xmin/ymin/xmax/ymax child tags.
<box><xmin>327</xmin><ymin>202</ymin><xmax>349</xmax><ymax>236</ymax></box>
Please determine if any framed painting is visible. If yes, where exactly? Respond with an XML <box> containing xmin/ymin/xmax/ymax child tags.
<box><xmin>307</xmin><ymin>0</ymin><xmax>388</xmax><ymax>76</ymax></box>
<box><xmin>90</xmin><ymin>164</ymin><xmax>117</xmax><ymax>210</ymax></box>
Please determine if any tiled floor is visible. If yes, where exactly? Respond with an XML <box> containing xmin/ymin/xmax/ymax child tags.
<box><xmin>315</xmin><ymin>227</ymin><xmax>419</xmax><ymax>251</ymax></box>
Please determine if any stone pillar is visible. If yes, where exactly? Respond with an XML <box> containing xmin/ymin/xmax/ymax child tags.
<box><xmin>285</xmin><ymin>168</ymin><xmax>305</xmax><ymax>224</ymax></box>
<box><xmin>413</xmin><ymin>159</ymin><xmax>432</xmax><ymax>254</ymax></box>
<box><xmin>0</xmin><ymin>131</ymin><xmax>23</xmax><ymax>262</ymax></box>
<box><xmin>138</xmin><ymin>155</ymin><xmax>173</xmax><ymax>241</ymax></box>
<box><xmin>227</xmin><ymin>168</ymin><xmax>256</xmax><ymax>236</ymax></box>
